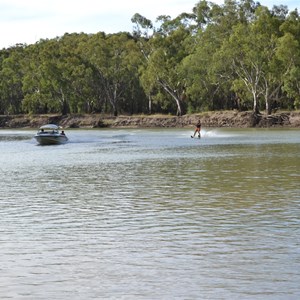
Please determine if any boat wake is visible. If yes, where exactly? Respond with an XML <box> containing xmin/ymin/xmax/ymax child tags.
<box><xmin>202</xmin><ymin>129</ymin><xmax>236</xmax><ymax>138</ymax></box>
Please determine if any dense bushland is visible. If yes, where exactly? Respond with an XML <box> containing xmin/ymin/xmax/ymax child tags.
<box><xmin>1</xmin><ymin>0</ymin><xmax>300</xmax><ymax>116</ymax></box>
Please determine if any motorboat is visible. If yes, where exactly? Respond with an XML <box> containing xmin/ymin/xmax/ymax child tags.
<box><xmin>34</xmin><ymin>124</ymin><xmax>68</xmax><ymax>145</ymax></box>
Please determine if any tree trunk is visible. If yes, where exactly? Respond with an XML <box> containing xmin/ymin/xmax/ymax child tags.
<box><xmin>266</xmin><ymin>98</ymin><xmax>272</xmax><ymax>115</ymax></box>
<box><xmin>158</xmin><ymin>79</ymin><xmax>182</xmax><ymax>116</ymax></box>
<box><xmin>148</xmin><ymin>94</ymin><xmax>152</xmax><ymax>114</ymax></box>
<box><xmin>251</xmin><ymin>89</ymin><xmax>260</xmax><ymax>114</ymax></box>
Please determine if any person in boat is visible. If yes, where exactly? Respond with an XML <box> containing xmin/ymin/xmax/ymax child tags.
<box><xmin>61</xmin><ymin>130</ymin><xmax>65</xmax><ymax>135</ymax></box>
<box><xmin>191</xmin><ymin>120</ymin><xmax>201</xmax><ymax>138</ymax></box>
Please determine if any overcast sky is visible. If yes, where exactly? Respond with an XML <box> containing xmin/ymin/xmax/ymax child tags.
<box><xmin>0</xmin><ymin>0</ymin><xmax>299</xmax><ymax>49</ymax></box>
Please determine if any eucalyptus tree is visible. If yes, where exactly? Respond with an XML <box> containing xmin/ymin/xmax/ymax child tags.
<box><xmin>181</xmin><ymin>28</ymin><xmax>227</xmax><ymax>112</ymax></box>
<box><xmin>135</xmin><ymin>13</ymin><xmax>192</xmax><ymax>116</ymax></box>
<box><xmin>22</xmin><ymin>38</ymin><xmax>72</xmax><ymax>114</ymax></box>
<box><xmin>0</xmin><ymin>48</ymin><xmax>10</xmax><ymax>114</ymax></box>
<box><xmin>252</xmin><ymin>5</ymin><xmax>289</xmax><ymax>114</ymax></box>
<box><xmin>105</xmin><ymin>33</ymin><xmax>144</xmax><ymax>115</ymax></box>
<box><xmin>22</xmin><ymin>41</ymin><xmax>51</xmax><ymax>114</ymax></box>
<box><xmin>0</xmin><ymin>45</ymin><xmax>26</xmax><ymax>114</ymax></box>
<box><xmin>131</xmin><ymin>13</ymin><xmax>153</xmax><ymax>39</ymax></box>
<box><xmin>22</xmin><ymin>38</ymin><xmax>73</xmax><ymax>115</ymax></box>
<box><xmin>278</xmin><ymin>9</ymin><xmax>300</xmax><ymax>109</ymax></box>
<box><xmin>181</xmin><ymin>0</ymin><xmax>229</xmax><ymax>111</ymax></box>
<box><xmin>215</xmin><ymin>4</ymin><xmax>290</xmax><ymax>114</ymax></box>
<box><xmin>277</xmin><ymin>33</ymin><xmax>300</xmax><ymax>109</ymax></box>
<box><xmin>82</xmin><ymin>32</ymin><xmax>142</xmax><ymax>116</ymax></box>
<box><xmin>51</xmin><ymin>33</ymin><xmax>96</xmax><ymax>115</ymax></box>
<box><xmin>181</xmin><ymin>0</ymin><xmax>259</xmax><ymax>111</ymax></box>
<box><xmin>117</xmin><ymin>36</ymin><xmax>146</xmax><ymax>114</ymax></box>
<box><xmin>131</xmin><ymin>13</ymin><xmax>156</xmax><ymax>113</ymax></box>
<box><xmin>58</xmin><ymin>33</ymin><xmax>102</xmax><ymax>114</ymax></box>
<box><xmin>22</xmin><ymin>33</ymin><xmax>98</xmax><ymax>115</ymax></box>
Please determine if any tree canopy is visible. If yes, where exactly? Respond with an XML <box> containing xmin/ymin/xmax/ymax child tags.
<box><xmin>1</xmin><ymin>0</ymin><xmax>300</xmax><ymax>116</ymax></box>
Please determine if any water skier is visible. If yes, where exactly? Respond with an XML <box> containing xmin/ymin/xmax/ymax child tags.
<box><xmin>191</xmin><ymin>120</ymin><xmax>201</xmax><ymax>138</ymax></box>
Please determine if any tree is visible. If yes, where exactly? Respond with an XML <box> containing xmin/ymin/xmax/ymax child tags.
<box><xmin>22</xmin><ymin>38</ymin><xmax>72</xmax><ymax>115</ymax></box>
<box><xmin>181</xmin><ymin>0</ymin><xmax>259</xmax><ymax>112</ymax></box>
<box><xmin>279</xmin><ymin>9</ymin><xmax>300</xmax><ymax>109</ymax></box>
<box><xmin>1</xmin><ymin>1</ymin><xmax>300</xmax><ymax>117</ymax></box>
<box><xmin>216</xmin><ymin>5</ymin><xmax>289</xmax><ymax>114</ymax></box>
<box><xmin>131</xmin><ymin>13</ymin><xmax>153</xmax><ymax>38</ymax></box>
<box><xmin>83</xmin><ymin>32</ymin><xmax>144</xmax><ymax>116</ymax></box>
<box><xmin>137</xmin><ymin>14</ymin><xmax>192</xmax><ymax>115</ymax></box>
<box><xmin>0</xmin><ymin>45</ymin><xmax>26</xmax><ymax>114</ymax></box>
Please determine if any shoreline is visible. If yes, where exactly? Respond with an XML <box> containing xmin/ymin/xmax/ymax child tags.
<box><xmin>1</xmin><ymin>111</ymin><xmax>300</xmax><ymax>129</ymax></box>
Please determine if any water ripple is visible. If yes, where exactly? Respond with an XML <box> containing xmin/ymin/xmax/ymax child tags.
<box><xmin>0</xmin><ymin>129</ymin><xmax>299</xmax><ymax>299</ymax></box>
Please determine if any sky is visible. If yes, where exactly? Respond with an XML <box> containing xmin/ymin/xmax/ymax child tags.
<box><xmin>0</xmin><ymin>0</ymin><xmax>299</xmax><ymax>49</ymax></box>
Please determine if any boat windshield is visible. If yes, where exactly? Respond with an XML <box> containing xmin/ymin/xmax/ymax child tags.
<box><xmin>37</xmin><ymin>124</ymin><xmax>62</xmax><ymax>134</ymax></box>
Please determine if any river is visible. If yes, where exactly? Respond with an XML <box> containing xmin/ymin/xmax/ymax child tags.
<box><xmin>0</xmin><ymin>128</ymin><xmax>299</xmax><ymax>299</ymax></box>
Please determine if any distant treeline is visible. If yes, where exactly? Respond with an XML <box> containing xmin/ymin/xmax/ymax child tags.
<box><xmin>1</xmin><ymin>0</ymin><xmax>300</xmax><ymax>116</ymax></box>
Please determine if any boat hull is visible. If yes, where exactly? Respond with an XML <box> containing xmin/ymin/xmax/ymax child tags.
<box><xmin>34</xmin><ymin>134</ymin><xmax>68</xmax><ymax>145</ymax></box>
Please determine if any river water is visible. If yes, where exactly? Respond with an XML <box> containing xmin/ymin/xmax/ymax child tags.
<box><xmin>0</xmin><ymin>128</ymin><xmax>299</xmax><ymax>299</ymax></box>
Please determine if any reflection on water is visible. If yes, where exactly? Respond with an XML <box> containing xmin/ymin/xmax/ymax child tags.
<box><xmin>0</xmin><ymin>128</ymin><xmax>299</xmax><ymax>299</ymax></box>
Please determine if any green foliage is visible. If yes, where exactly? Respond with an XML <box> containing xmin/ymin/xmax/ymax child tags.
<box><xmin>0</xmin><ymin>1</ymin><xmax>300</xmax><ymax>116</ymax></box>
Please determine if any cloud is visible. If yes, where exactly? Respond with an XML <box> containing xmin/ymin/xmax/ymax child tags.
<box><xmin>0</xmin><ymin>0</ymin><xmax>199</xmax><ymax>48</ymax></box>
<box><xmin>0</xmin><ymin>0</ymin><xmax>299</xmax><ymax>48</ymax></box>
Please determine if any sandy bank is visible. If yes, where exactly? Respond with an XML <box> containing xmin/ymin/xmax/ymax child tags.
<box><xmin>1</xmin><ymin>111</ymin><xmax>300</xmax><ymax>129</ymax></box>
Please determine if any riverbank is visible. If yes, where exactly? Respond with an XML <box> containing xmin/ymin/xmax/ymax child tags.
<box><xmin>1</xmin><ymin>111</ymin><xmax>300</xmax><ymax>129</ymax></box>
